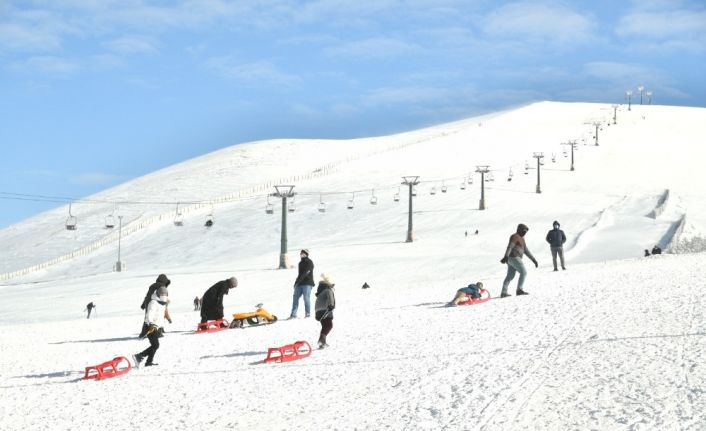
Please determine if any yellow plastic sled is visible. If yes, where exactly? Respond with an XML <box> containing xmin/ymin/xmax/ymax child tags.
<box><xmin>230</xmin><ymin>303</ymin><xmax>278</xmax><ymax>328</ymax></box>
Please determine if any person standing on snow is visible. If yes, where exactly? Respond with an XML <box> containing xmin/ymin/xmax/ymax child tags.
<box><xmin>314</xmin><ymin>273</ymin><xmax>336</xmax><ymax>348</ymax></box>
<box><xmin>85</xmin><ymin>302</ymin><xmax>96</xmax><ymax>319</ymax></box>
<box><xmin>133</xmin><ymin>285</ymin><xmax>169</xmax><ymax>367</ymax></box>
<box><xmin>289</xmin><ymin>249</ymin><xmax>315</xmax><ymax>319</ymax></box>
<box><xmin>139</xmin><ymin>274</ymin><xmax>172</xmax><ymax>338</ymax></box>
<box><xmin>545</xmin><ymin>221</ymin><xmax>567</xmax><ymax>271</ymax></box>
<box><xmin>200</xmin><ymin>277</ymin><xmax>237</xmax><ymax>325</ymax></box>
<box><xmin>500</xmin><ymin>223</ymin><xmax>538</xmax><ymax>297</ymax></box>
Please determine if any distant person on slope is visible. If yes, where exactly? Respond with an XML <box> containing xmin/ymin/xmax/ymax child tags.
<box><xmin>289</xmin><ymin>249</ymin><xmax>315</xmax><ymax>319</ymax></box>
<box><xmin>200</xmin><ymin>277</ymin><xmax>237</xmax><ymax>326</ymax></box>
<box><xmin>545</xmin><ymin>221</ymin><xmax>567</xmax><ymax>271</ymax></box>
<box><xmin>314</xmin><ymin>273</ymin><xmax>336</xmax><ymax>348</ymax></box>
<box><xmin>193</xmin><ymin>296</ymin><xmax>201</xmax><ymax>311</ymax></box>
<box><xmin>139</xmin><ymin>274</ymin><xmax>172</xmax><ymax>338</ymax></box>
<box><xmin>446</xmin><ymin>282</ymin><xmax>484</xmax><ymax>307</ymax></box>
<box><xmin>133</xmin><ymin>285</ymin><xmax>169</xmax><ymax>367</ymax></box>
<box><xmin>651</xmin><ymin>245</ymin><xmax>662</xmax><ymax>255</ymax></box>
<box><xmin>500</xmin><ymin>223</ymin><xmax>538</xmax><ymax>297</ymax></box>
<box><xmin>85</xmin><ymin>302</ymin><xmax>96</xmax><ymax>319</ymax></box>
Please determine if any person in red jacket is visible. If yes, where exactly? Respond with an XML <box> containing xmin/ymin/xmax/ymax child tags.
<box><xmin>500</xmin><ymin>224</ymin><xmax>538</xmax><ymax>297</ymax></box>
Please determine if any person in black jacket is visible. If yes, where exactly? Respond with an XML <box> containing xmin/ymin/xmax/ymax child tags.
<box><xmin>200</xmin><ymin>276</ymin><xmax>237</xmax><ymax>324</ymax></box>
<box><xmin>289</xmin><ymin>249</ymin><xmax>314</xmax><ymax>319</ymax></box>
<box><xmin>139</xmin><ymin>274</ymin><xmax>171</xmax><ymax>338</ymax></box>
<box><xmin>546</xmin><ymin>221</ymin><xmax>567</xmax><ymax>271</ymax></box>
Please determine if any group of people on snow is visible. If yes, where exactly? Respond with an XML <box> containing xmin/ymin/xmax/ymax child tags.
<box><xmin>132</xmin><ymin>249</ymin><xmax>336</xmax><ymax>366</ymax></box>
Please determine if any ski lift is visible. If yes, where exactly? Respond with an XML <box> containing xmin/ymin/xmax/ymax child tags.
<box><xmin>174</xmin><ymin>203</ymin><xmax>184</xmax><ymax>226</ymax></box>
<box><xmin>393</xmin><ymin>187</ymin><xmax>400</xmax><ymax>202</ymax></box>
<box><xmin>524</xmin><ymin>161</ymin><xmax>529</xmax><ymax>174</ymax></box>
<box><xmin>441</xmin><ymin>181</ymin><xmax>447</xmax><ymax>193</ymax></box>
<box><xmin>430</xmin><ymin>186</ymin><xmax>436</xmax><ymax>195</ymax></box>
<box><xmin>507</xmin><ymin>168</ymin><xmax>514</xmax><ymax>182</ymax></box>
<box><xmin>488</xmin><ymin>172</ymin><xmax>495</xmax><ymax>182</ymax></box>
<box><xmin>265</xmin><ymin>196</ymin><xmax>274</xmax><ymax>214</ymax></box>
<box><xmin>460</xmin><ymin>181</ymin><xmax>466</xmax><ymax>190</ymax></box>
<box><xmin>369</xmin><ymin>189</ymin><xmax>378</xmax><ymax>205</ymax></box>
<box><xmin>104</xmin><ymin>204</ymin><xmax>116</xmax><ymax>229</ymax></box>
<box><xmin>469</xmin><ymin>177</ymin><xmax>473</xmax><ymax>185</ymax></box>
<box><xmin>318</xmin><ymin>195</ymin><xmax>326</xmax><ymax>213</ymax></box>
<box><xmin>288</xmin><ymin>196</ymin><xmax>296</xmax><ymax>213</ymax></box>
<box><xmin>412</xmin><ymin>187</ymin><xmax>417</xmax><ymax>197</ymax></box>
<box><xmin>551</xmin><ymin>153</ymin><xmax>556</xmax><ymax>163</ymax></box>
<box><xmin>563</xmin><ymin>148</ymin><xmax>568</xmax><ymax>157</ymax></box>
<box><xmin>65</xmin><ymin>203</ymin><xmax>77</xmax><ymax>230</ymax></box>
<box><xmin>347</xmin><ymin>193</ymin><xmax>355</xmax><ymax>210</ymax></box>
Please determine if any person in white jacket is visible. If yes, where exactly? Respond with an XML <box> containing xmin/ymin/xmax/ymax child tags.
<box><xmin>133</xmin><ymin>286</ymin><xmax>169</xmax><ymax>367</ymax></box>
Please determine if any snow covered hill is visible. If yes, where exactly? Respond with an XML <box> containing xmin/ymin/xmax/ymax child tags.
<box><xmin>1</xmin><ymin>101</ymin><xmax>705</xmax><ymax>430</ymax></box>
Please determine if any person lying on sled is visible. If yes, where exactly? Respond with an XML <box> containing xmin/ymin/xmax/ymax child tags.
<box><xmin>447</xmin><ymin>282</ymin><xmax>484</xmax><ymax>307</ymax></box>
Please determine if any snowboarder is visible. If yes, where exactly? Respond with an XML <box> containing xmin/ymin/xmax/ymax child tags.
<box><xmin>133</xmin><ymin>284</ymin><xmax>169</xmax><ymax>367</ymax></box>
<box><xmin>193</xmin><ymin>296</ymin><xmax>200</xmax><ymax>311</ymax></box>
<box><xmin>85</xmin><ymin>302</ymin><xmax>95</xmax><ymax>319</ymax></box>
<box><xmin>651</xmin><ymin>245</ymin><xmax>662</xmax><ymax>255</ymax></box>
<box><xmin>289</xmin><ymin>249</ymin><xmax>314</xmax><ymax>319</ymax></box>
<box><xmin>314</xmin><ymin>273</ymin><xmax>336</xmax><ymax>348</ymax></box>
<box><xmin>446</xmin><ymin>282</ymin><xmax>484</xmax><ymax>307</ymax></box>
<box><xmin>200</xmin><ymin>276</ymin><xmax>237</xmax><ymax>325</ymax></box>
<box><xmin>139</xmin><ymin>274</ymin><xmax>172</xmax><ymax>338</ymax></box>
<box><xmin>500</xmin><ymin>223</ymin><xmax>538</xmax><ymax>297</ymax></box>
<box><xmin>545</xmin><ymin>221</ymin><xmax>567</xmax><ymax>271</ymax></box>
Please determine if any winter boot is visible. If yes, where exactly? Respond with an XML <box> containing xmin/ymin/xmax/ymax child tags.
<box><xmin>500</xmin><ymin>292</ymin><xmax>512</xmax><ymax>298</ymax></box>
<box><xmin>145</xmin><ymin>362</ymin><xmax>158</xmax><ymax>367</ymax></box>
<box><xmin>132</xmin><ymin>354</ymin><xmax>144</xmax><ymax>368</ymax></box>
<box><xmin>516</xmin><ymin>289</ymin><xmax>529</xmax><ymax>295</ymax></box>
<box><xmin>318</xmin><ymin>335</ymin><xmax>327</xmax><ymax>349</ymax></box>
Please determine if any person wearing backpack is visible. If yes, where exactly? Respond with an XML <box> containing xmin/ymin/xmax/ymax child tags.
<box><xmin>133</xmin><ymin>285</ymin><xmax>169</xmax><ymax>367</ymax></box>
<box><xmin>139</xmin><ymin>274</ymin><xmax>171</xmax><ymax>338</ymax></box>
<box><xmin>545</xmin><ymin>221</ymin><xmax>567</xmax><ymax>271</ymax></box>
<box><xmin>314</xmin><ymin>273</ymin><xmax>336</xmax><ymax>349</ymax></box>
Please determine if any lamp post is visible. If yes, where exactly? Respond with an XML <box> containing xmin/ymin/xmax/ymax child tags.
<box><xmin>561</xmin><ymin>140</ymin><xmax>577</xmax><ymax>171</ymax></box>
<box><xmin>533</xmin><ymin>153</ymin><xmax>544</xmax><ymax>193</ymax></box>
<box><xmin>646</xmin><ymin>91</ymin><xmax>653</xmax><ymax>105</ymax></box>
<box><xmin>611</xmin><ymin>104</ymin><xmax>618</xmax><ymax>125</ymax></box>
<box><xmin>273</xmin><ymin>185</ymin><xmax>295</xmax><ymax>268</ymax></box>
<box><xmin>592</xmin><ymin>122</ymin><xmax>601</xmax><ymax>146</ymax></box>
<box><xmin>626</xmin><ymin>90</ymin><xmax>633</xmax><ymax>111</ymax></box>
<box><xmin>475</xmin><ymin>165</ymin><xmax>489</xmax><ymax>210</ymax></box>
<box><xmin>402</xmin><ymin>176</ymin><xmax>420</xmax><ymax>242</ymax></box>
<box><xmin>638</xmin><ymin>85</ymin><xmax>645</xmax><ymax>105</ymax></box>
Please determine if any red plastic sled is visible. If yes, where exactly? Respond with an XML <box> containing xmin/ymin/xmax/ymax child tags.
<box><xmin>83</xmin><ymin>356</ymin><xmax>131</xmax><ymax>381</ymax></box>
<box><xmin>196</xmin><ymin>319</ymin><xmax>230</xmax><ymax>333</ymax></box>
<box><xmin>264</xmin><ymin>340</ymin><xmax>312</xmax><ymax>364</ymax></box>
<box><xmin>458</xmin><ymin>288</ymin><xmax>491</xmax><ymax>306</ymax></box>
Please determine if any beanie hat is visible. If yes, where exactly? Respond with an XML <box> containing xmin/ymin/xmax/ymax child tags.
<box><xmin>553</xmin><ymin>221</ymin><xmax>560</xmax><ymax>228</ymax></box>
<box><xmin>477</xmin><ymin>281</ymin><xmax>484</xmax><ymax>289</ymax></box>
<box><xmin>517</xmin><ymin>223</ymin><xmax>529</xmax><ymax>232</ymax></box>
<box><xmin>301</xmin><ymin>249</ymin><xmax>309</xmax><ymax>256</ymax></box>
<box><xmin>320</xmin><ymin>273</ymin><xmax>333</xmax><ymax>285</ymax></box>
<box><xmin>228</xmin><ymin>276</ymin><xmax>238</xmax><ymax>288</ymax></box>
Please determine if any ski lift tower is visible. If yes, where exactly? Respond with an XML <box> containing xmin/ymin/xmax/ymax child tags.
<box><xmin>625</xmin><ymin>90</ymin><xmax>633</xmax><ymax>111</ymax></box>
<box><xmin>533</xmin><ymin>152</ymin><xmax>544</xmax><ymax>194</ymax></box>
<box><xmin>273</xmin><ymin>185</ymin><xmax>295</xmax><ymax>269</ymax></box>
<box><xmin>475</xmin><ymin>165</ymin><xmax>490</xmax><ymax>210</ymax></box>
<box><xmin>401</xmin><ymin>176</ymin><xmax>420</xmax><ymax>243</ymax></box>
<box><xmin>114</xmin><ymin>215</ymin><xmax>124</xmax><ymax>272</ymax></box>
<box><xmin>611</xmin><ymin>104</ymin><xmax>619</xmax><ymax>125</ymax></box>
<box><xmin>561</xmin><ymin>140</ymin><xmax>577</xmax><ymax>171</ymax></box>
<box><xmin>638</xmin><ymin>85</ymin><xmax>645</xmax><ymax>105</ymax></box>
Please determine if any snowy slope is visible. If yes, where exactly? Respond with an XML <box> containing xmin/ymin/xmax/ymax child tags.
<box><xmin>1</xmin><ymin>101</ymin><xmax>706</xmax><ymax>430</ymax></box>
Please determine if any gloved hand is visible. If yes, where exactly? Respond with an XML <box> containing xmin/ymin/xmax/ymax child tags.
<box><xmin>532</xmin><ymin>259</ymin><xmax>538</xmax><ymax>268</ymax></box>
<box><xmin>146</xmin><ymin>324</ymin><xmax>159</xmax><ymax>336</ymax></box>
<box><xmin>500</xmin><ymin>257</ymin><xmax>508</xmax><ymax>264</ymax></box>
<box><xmin>327</xmin><ymin>305</ymin><xmax>334</xmax><ymax>311</ymax></box>
<box><xmin>166</xmin><ymin>317</ymin><xmax>173</xmax><ymax>324</ymax></box>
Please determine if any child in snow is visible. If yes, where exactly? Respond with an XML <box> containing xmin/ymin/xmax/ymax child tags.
<box><xmin>133</xmin><ymin>285</ymin><xmax>169</xmax><ymax>367</ymax></box>
<box><xmin>139</xmin><ymin>274</ymin><xmax>171</xmax><ymax>338</ymax></box>
<box><xmin>314</xmin><ymin>273</ymin><xmax>336</xmax><ymax>349</ymax></box>
<box><xmin>447</xmin><ymin>282</ymin><xmax>484</xmax><ymax>307</ymax></box>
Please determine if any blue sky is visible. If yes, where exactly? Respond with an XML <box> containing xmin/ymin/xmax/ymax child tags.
<box><xmin>1</xmin><ymin>0</ymin><xmax>705</xmax><ymax>228</ymax></box>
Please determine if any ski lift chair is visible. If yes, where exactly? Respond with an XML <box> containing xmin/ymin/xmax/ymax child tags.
<box><xmin>441</xmin><ymin>182</ymin><xmax>447</xmax><ymax>193</ymax></box>
<box><xmin>265</xmin><ymin>196</ymin><xmax>274</xmax><ymax>214</ymax></box>
<box><xmin>104</xmin><ymin>214</ymin><xmax>115</xmax><ymax>229</ymax></box>
<box><xmin>205</xmin><ymin>214</ymin><xmax>214</xmax><ymax>228</ymax></box>
<box><xmin>430</xmin><ymin>186</ymin><xmax>436</xmax><ymax>195</ymax></box>
<box><xmin>393</xmin><ymin>191</ymin><xmax>400</xmax><ymax>202</ymax></box>
<box><xmin>347</xmin><ymin>193</ymin><xmax>355</xmax><ymax>209</ymax></box>
<box><xmin>65</xmin><ymin>203</ymin><xmax>77</xmax><ymax>230</ymax></box>
<box><xmin>460</xmin><ymin>181</ymin><xmax>466</xmax><ymax>190</ymax></box>
<box><xmin>318</xmin><ymin>195</ymin><xmax>326</xmax><ymax>213</ymax></box>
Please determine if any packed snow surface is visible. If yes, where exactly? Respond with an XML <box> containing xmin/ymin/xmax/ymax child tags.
<box><xmin>1</xmin><ymin>102</ymin><xmax>705</xmax><ymax>430</ymax></box>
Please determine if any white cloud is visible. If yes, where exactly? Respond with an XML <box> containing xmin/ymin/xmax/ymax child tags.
<box><xmin>105</xmin><ymin>35</ymin><xmax>158</xmax><ymax>54</ymax></box>
<box><xmin>584</xmin><ymin>61</ymin><xmax>662</xmax><ymax>83</ymax></box>
<box><xmin>7</xmin><ymin>56</ymin><xmax>79</xmax><ymax>77</ymax></box>
<box><xmin>482</xmin><ymin>2</ymin><xmax>595</xmax><ymax>46</ymax></box>
<box><xmin>325</xmin><ymin>37</ymin><xmax>422</xmax><ymax>60</ymax></box>
<box><xmin>617</xmin><ymin>10</ymin><xmax>706</xmax><ymax>42</ymax></box>
<box><xmin>361</xmin><ymin>86</ymin><xmax>456</xmax><ymax>107</ymax></box>
<box><xmin>206</xmin><ymin>56</ymin><xmax>299</xmax><ymax>86</ymax></box>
